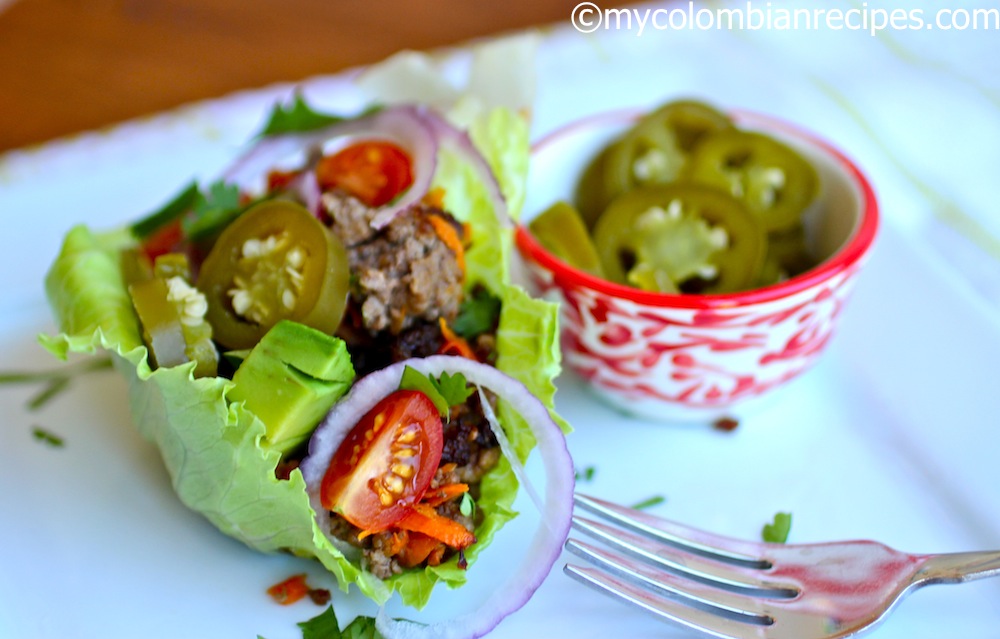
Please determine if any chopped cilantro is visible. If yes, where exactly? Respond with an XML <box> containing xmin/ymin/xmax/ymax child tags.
<box><xmin>434</xmin><ymin>371</ymin><xmax>475</xmax><ymax>407</ymax></box>
<box><xmin>762</xmin><ymin>512</ymin><xmax>792</xmax><ymax>544</ymax></box>
<box><xmin>451</xmin><ymin>290</ymin><xmax>502</xmax><ymax>338</ymax></box>
<box><xmin>1</xmin><ymin>357</ymin><xmax>113</xmax><ymax>410</ymax></box>
<box><xmin>297</xmin><ymin>606</ymin><xmax>382</xmax><ymax>639</ymax></box>
<box><xmin>340</xmin><ymin>615</ymin><xmax>382</xmax><ymax>639</ymax></box>
<box><xmin>181</xmin><ymin>180</ymin><xmax>244</xmax><ymax>241</ymax></box>
<box><xmin>130</xmin><ymin>181</ymin><xmax>199</xmax><ymax>239</ymax></box>
<box><xmin>259</xmin><ymin>93</ymin><xmax>346</xmax><ymax>137</ymax></box>
<box><xmin>27</xmin><ymin>378</ymin><xmax>69</xmax><ymax>411</ymax></box>
<box><xmin>398</xmin><ymin>367</ymin><xmax>474</xmax><ymax>420</ymax></box>
<box><xmin>31</xmin><ymin>426</ymin><xmax>64</xmax><ymax>447</ymax></box>
<box><xmin>575</xmin><ymin>466</ymin><xmax>596</xmax><ymax>482</ymax></box>
<box><xmin>297</xmin><ymin>606</ymin><xmax>342</xmax><ymax>639</ymax></box>
<box><xmin>399</xmin><ymin>366</ymin><xmax>449</xmax><ymax>416</ymax></box>
<box><xmin>630</xmin><ymin>495</ymin><xmax>666</xmax><ymax>510</ymax></box>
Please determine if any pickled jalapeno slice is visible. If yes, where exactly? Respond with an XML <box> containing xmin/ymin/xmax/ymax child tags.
<box><xmin>196</xmin><ymin>199</ymin><xmax>350</xmax><ymax>350</ymax></box>
<box><xmin>129</xmin><ymin>253</ymin><xmax>219</xmax><ymax>377</ymax></box>
<box><xmin>579</xmin><ymin>100</ymin><xmax>733</xmax><ymax>226</ymax></box>
<box><xmin>592</xmin><ymin>184</ymin><xmax>766</xmax><ymax>294</ymax></box>
<box><xmin>528</xmin><ymin>201</ymin><xmax>605</xmax><ymax>277</ymax></box>
<box><xmin>685</xmin><ymin>130</ymin><xmax>818</xmax><ymax>232</ymax></box>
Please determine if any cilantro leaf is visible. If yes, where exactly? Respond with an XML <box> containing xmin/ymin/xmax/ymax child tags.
<box><xmin>130</xmin><ymin>181</ymin><xmax>199</xmax><ymax>239</ymax></box>
<box><xmin>451</xmin><ymin>290</ymin><xmax>502</xmax><ymax>338</ymax></box>
<box><xmin>297</xmin><ymin>606</ymin><xmax>382</xmax><ymax>639</ymax></box>
<box><xmin>575</xmin><ymin>465</ymin><xmax>596</xmax><ymax>482</ymax></box>
<box><xmin>181</xmin><ymin>180</ymin><xmax>243</xmax><ymax>240</ymax></box>
<box><xmin>433</xmin><ymin>371</ymin><xmax>474</xmax><ymax>407</ymax></box>
<box><xmin>259</xmin><ymin>93</ymin><xmax>345</xmax><ymax>137</ymax></box>
<box><xmin>341</xmin><ymin>615</ymin><xmax>382</xmax><ymax>639</ymax></box>
<box><xmin>762</xmin><ymin>512</ymin><xmax>792</xmax><ymax>544</ymax></box>
<box><xmin>297</xmin><ymin>606</ymin><xmax>342</xmax><ymax>639</ymax></box>
<box><xmin>398</xmin><ymin>368</ymin><xmax>475</xmax><ymax>420</ymax></box>
<box><xmin>399</xmin><ymin>366</ymin><xmax>449</xmax><ymax>416</ymax></box>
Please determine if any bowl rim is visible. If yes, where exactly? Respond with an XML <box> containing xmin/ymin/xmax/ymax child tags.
<box><xmin>515</xmin><ymin>107</ymin><xmax>880</xmax><ymax>309</ymax></box>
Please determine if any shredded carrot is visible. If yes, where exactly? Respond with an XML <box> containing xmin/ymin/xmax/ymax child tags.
<box><xmin>385</xmin><ymin>530</ymin><xmax>409</xmax><ymax>556</ymax></box>
<box><xmin>395</xmin><ymin>503</ymin><xmax>476</xmax><ymax>549</ymax></box>
<box><xmin>266</xmin><ymin>574</ymin><xmax>310</xmax><ymax>605</ymax></box>
<box><xmin>421</xmin><ymin>483</ymin><xmax>470</xmax><ymax>507</ymax></box>
<box><xmin>438</xmin><ymin>318</ymin><xmax>478</xmax><ymax>360</ymax></box>
<box><xmin>428</xmin><ymin>213</ymin><xmax>466</xmax><ymax>273</ymax></box>
<box><xmin>425</xmin><ymin>544</ymin><xmax>447</xmax><ymax>566</ymax></box>
<box><xmin>396</xmin><ymin>531</ymin><xmax>443</xmax><ymax>568</ymax></box>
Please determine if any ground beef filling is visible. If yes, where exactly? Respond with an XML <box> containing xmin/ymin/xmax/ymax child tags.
<box><xmin>328</xmin><ymin>393</ymin><xmax>501</xmax><ymax>579</ymax></box>
<box><xmin>325</xmin><ymin>191</ymin><xmax>465</xmax><ymax>336</ymax></box>
<box><xmin>325</xmin><ymin>191</ymin><xmax>496</xmax><ymax>376</ymax></box>
<box><xmin>319</xmin><ymin>188</ymin><xmax>501</xmax><ymax>578</ymax></box>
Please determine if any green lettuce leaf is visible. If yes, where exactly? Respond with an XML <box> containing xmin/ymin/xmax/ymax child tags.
<box><xmin>40</xmin><ymin>105</ymin><xmax>563</xmax><ymax>610</ymax></box>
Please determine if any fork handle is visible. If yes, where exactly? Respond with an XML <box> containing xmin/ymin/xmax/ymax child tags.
<box><xmin>915</xmin><ymin>551</ymin><xmax>1000</xmax><ymax>585</ymax></box>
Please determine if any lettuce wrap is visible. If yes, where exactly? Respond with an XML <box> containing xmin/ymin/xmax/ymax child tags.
<box><xmin>41</xmin><ymin>42</ymin><xmax>568</xmax><ymax>612</ymax></box>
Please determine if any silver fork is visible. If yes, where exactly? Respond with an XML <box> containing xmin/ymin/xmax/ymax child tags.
<box><xmin>565</xmin><ymin>494</ymin><xmax>1000</xmax><ymax>639</ymax></box>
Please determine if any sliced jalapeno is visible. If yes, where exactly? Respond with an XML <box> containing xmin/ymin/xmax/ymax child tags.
<box><xmin>528</xmin><ymin>201</ymin><xmax>605</xmax><ymax>277</ymax></box>
<box><xmin>592</xmin><ymin>184</ymin><xmax>766</xmax><ymax>294</ymax></box>
<box><xmin>685</xmin><ymin>130</ymin><xmax>818</xmax><ymax>232</ymax></box>
<box><xmin>128</xmin><ymin>253</ymin><xmax>218</xmax><ymax>377</ymax></box>
<box><xmin>574</xmin><ymin>144</ymin><xmax>614</xmax><ymax>229</ymax></box>
<box><xmin>580</xmin><ymin>101</ymin><xmax>733</xmax><ymax>227</ymax></box>
<box><xmin>197</xmin><ymin>199</ymin><xmax>350</xmax><ymax>350</ymax></box>
<box><xmin>637</xmin><ymin>100</ymin><xmax>733</xmax><ymax>154</ymax></box>
<box><xmin>604</xmin><ymin>119</ymin><xmax>683</xmax><ymax>196</ymax></box>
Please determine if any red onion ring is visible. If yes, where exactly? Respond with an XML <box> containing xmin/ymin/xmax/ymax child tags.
<box><xmin>299</xmin><ymin>356</ymin><xmax>574</xmax><ymax>639</ymax></box>
<box><xmin>286</xmin><ymin>168</ymin><xmax>322</xmax><ymax>217</ymax></box>
<box><xmin>218</xmin><ymin>105</ymin><xmax>439</xmax><ymax>229</ymax></box>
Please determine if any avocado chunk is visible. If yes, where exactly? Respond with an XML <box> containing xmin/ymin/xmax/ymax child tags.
<box><xmin>228</xmin><ymin>320</ymin><xmax>355</xmax><ymax>456</ymax></box>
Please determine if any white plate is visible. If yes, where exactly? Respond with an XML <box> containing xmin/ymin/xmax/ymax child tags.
<box><xmin>3</xmin><ymin>12</ymin><xmax>1000</xmax><ymax>639</ymax></box>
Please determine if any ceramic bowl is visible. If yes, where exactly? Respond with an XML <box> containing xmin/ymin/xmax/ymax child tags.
<box><xmin>515</xmin><ymin>108</ymin><xmax>879</xmax><ymax>423</ymax></box>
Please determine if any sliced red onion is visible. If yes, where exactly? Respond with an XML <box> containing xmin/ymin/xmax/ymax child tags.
<box><xmin>418</xmin><ymin>109</ymin><xmax>514</xmax><ymax>228</ymax></box>
<box><xmin>475</xmin><ymin>386</ymin><xmax>546</xmax><ymax>518</ymax></box>
<box><xmin>218</xmin><ymin>105</ymin><xmax>439</xmax><ymax>228</ymax></box>
<box><xmin>287</xmin><ymin>168</ymin><xmax>322</xmax><ymax>217</ymax></box>
<box><xmin>299</xmin><ymin>355</ymin><xmax>575</xmax><ymax>639</ymax></box>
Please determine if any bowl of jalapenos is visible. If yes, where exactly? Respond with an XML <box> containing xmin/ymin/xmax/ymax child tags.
<box><xmin>515</xmin><ymin>100</ymin><xmax>879</xmax><ymax>423</ymax></box>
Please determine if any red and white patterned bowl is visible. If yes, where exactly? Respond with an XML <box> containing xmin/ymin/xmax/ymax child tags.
<box><xmin>515</xmin><ymin>109</ymin><xmax>879</xmax><ymax>423</ymax></box>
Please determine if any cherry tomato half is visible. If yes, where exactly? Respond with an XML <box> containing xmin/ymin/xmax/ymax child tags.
<box><xmin>320</xmin><ymin>390</ymin><xmax>444</xmax><ymax>533</ymax></box>
<box><xmin>315</xmin><ymin>140</ymin><xmax>414</xmax><ymax>207</ymax></box>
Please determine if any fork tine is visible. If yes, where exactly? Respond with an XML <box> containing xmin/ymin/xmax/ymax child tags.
<box><xmin>566</xmin><ymin>537</ymin><xmax>777</xmax><ymax>620</ymax></box>
<box><xmin>564</xmin><ymin>563</ymin><xmax>772</xmax><ymax>639</ymax></box>
<box><xmin>572</xmin><ymin>515</ymin><xmax>799</xmax><ymax>597</ymax></box>
<box><xmin>575</xmin><ymin>493</ymin><xmax>766</xmax><ymax>566</ymax></box>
